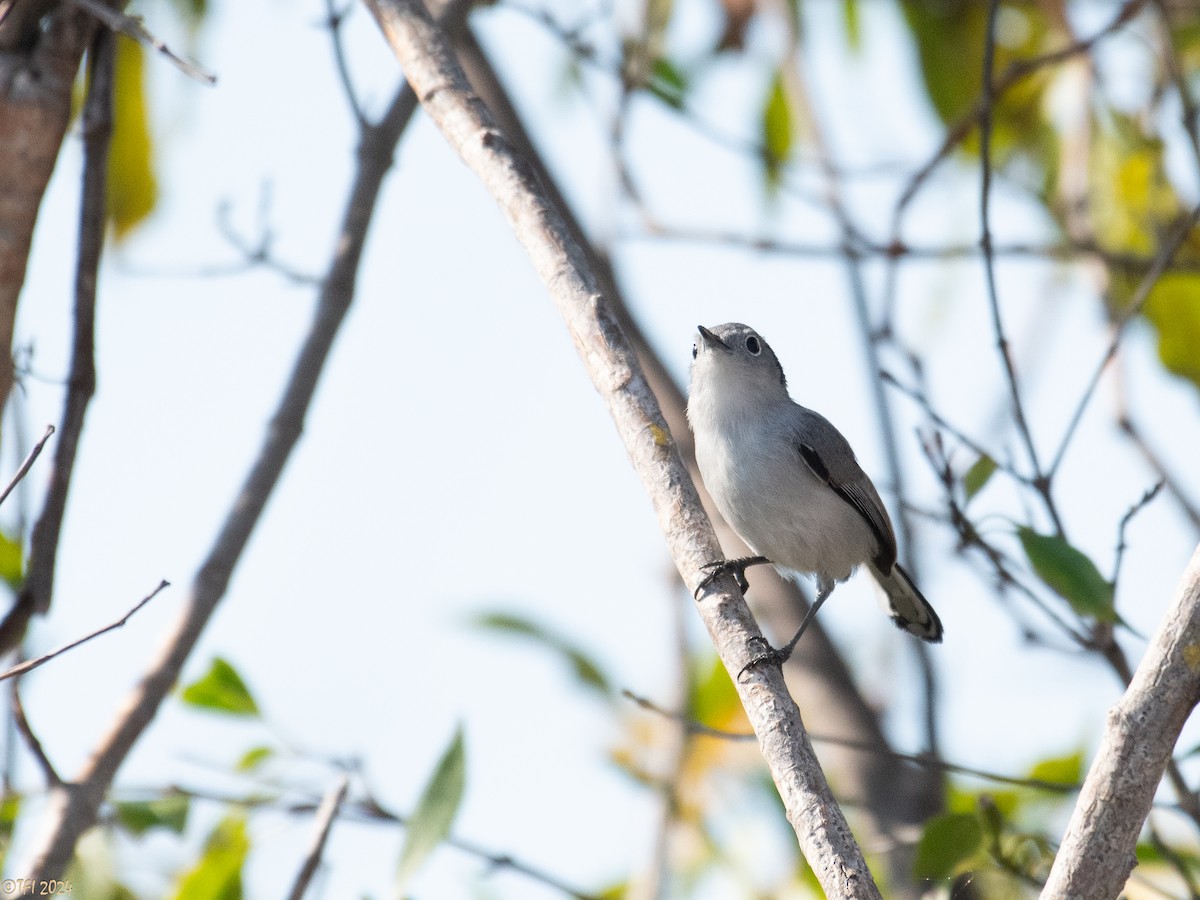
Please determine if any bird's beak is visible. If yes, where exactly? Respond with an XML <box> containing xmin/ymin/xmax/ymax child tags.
<box><xmin>697</xmin><ymin>325</ymin><xmax>728</xmax><ymax>350</ymax></box>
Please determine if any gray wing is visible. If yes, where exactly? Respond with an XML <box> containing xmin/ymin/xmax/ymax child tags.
<box><xmin>793</xmin><ymin>407</ymin><xmax>898</xmax><ymax>572</ymax></box>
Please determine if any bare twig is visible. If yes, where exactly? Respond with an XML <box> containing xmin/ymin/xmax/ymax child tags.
<box><xmin>286</xmin><ymin>774</ymin><xmax>349</xmax><ymax>900</ymax></box>
<box><xmin>979</xmin><ymin>0</ymin><xmax>1049</xmax><ymax>526</ymax></box>
<box><xmin>1117</xmin><ymin>413</ymin><xmax>1200</xmax><ymax>531</ymax></box>
<box><xmin>130</xmin><ymin>780</ymin><xmax>603</xmax><ymax>899</ymax></box>
<box><xmin>1042</xmin><ymin>543</ymin><xmax>1200</xmax><ymax>897</ymax></box>
<box><xmin>68</xmin><ymin>0</ymin><xmax>217</xmax><ymax>85</ymax></box>
<box><xmin>1112</xmin><ymin>481</ymin><xmax>1165</xmax><ymax>588</ymax></box>
<box><xmin>0</xmin><ymin>27</ymin><xmax>111</xmax><ymax>657</ymax></box>
<box><xmin>0</xmin><ymin>424</ymin><xmax>54</xmax><ymax>508</ymax></box>
<box><xmin>9</xmin><ymin>682</ymin><xmax>59</xmax><ymax>786</ymax></box>
<box><xmin>1048</xmin><ymin>202</ymin><xmax>1200</xmax><ymax>478</ymax></box>
<box><xmin>364</xmin><ymin>2</ymin><xmax>882</xmax><ymax>895</ymax></box>
<box><xmin>622</xmin><ymin>690</ymin><xmax>1078</xmax><ymax>795</ymax></box>
<box><xmin>322</xmin><ymin>0</ymin><xmax>367</xmax><ymax>128</ymax></box>
<box><xmin>0</xmin><ymin>580</ymin><xmax>169</xmax><ymax>683</ymax></box>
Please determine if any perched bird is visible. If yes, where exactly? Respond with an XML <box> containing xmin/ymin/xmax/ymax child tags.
<box><xmin>687</xmin><ymin>323</ymin><xmax>942</xmax><ymax>667</ymax></box>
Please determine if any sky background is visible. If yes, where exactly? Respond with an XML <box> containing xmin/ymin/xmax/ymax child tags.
<box><xmin>4</xmin><ymin>0</ymin><xmax>1200</xmax><ymax>897</ymax></box>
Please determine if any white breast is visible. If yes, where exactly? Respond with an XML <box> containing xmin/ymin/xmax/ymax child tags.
<box><xmin>694</xmin><ymin>414</ymin><xmax>876</xmax><ymax>585</ymax></box>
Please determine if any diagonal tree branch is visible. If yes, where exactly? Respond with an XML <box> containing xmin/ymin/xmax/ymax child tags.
<box><xmin>19</xmin><ymin>35</ymin><xmax>437</xmax><ymax>881</ymax></box>
<box><xmin>443</xmin><ymin>14</ymin><xmax>938</xmax><ymax>866</ymax></box>
<box><xmin>0</xmin><ymin>6</ymin><xmax>99</xmax><ymax>425</ymax></box>
<box><xmin>1041</xmin><ymin>542</ymin><xmax>1200</xmax><ymax>898</ymax></box>
<box><xmin>363</xmin><ymin>2</ymin><xmax>881</xmax><ymax>894</ymax></box>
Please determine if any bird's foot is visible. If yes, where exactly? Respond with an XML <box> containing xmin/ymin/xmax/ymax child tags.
<box><xmin>737</xmin><ymin>636</ymin><xmax>790</xmax><ymax>680</ymax></box>
<box><xmin>693</xmin><ymin>556</ymin><xmax>770</xmax><ymax>600</ymax></box>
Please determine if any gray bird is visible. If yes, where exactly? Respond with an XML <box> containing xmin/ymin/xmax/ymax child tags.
<box><xmin>687</xmin><ymin>323</ymin><xmax>942</xmax><ymax>666</ymax></box>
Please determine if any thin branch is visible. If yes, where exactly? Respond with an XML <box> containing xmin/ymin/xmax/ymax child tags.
<box><xmin>68</xmin><ymin>0</ymin><xmax>217</xmax><ymax>86</ymax></box>
<box><xmin>128</xmin><ymin>781</ymin><xmax>603</xmax><ymax>900</ymax></box>
<box><xmin>1118</xmin><ymin>412</ymin><xmax>1200</xmax><ymax>531</ymax></box>
<box><xmin>1048</xmin><ymin>202</ymin><xmax>1200</xmax><ymax>478</ymax></box>
<box><xmin>979</xmin><ymin>0</ymin><xmax>1050</xmax><ymax>524</ymax></box>
<box><xmin>363</xmin><ymin>2</ymin><xmax>882</xmax><ymax>895</ymax></box>
<box><xmin>0</xmin><ymin>580</ymin><xmax>169</xmax><ymax>683</ymax></box>
<box><xmin>881</xmin><ymin>370</ymin><xmax>1022</xmax><ymax>481</ymax></box>
<box><xmin>9</xmin><ymin>681</ymin><xmax>59</xmax><ymax>786</ymax></box>
<box><xmin>894</xmin><ymin>0</ymin><xmax>1145</xmax><ymax>219</ymax></box>
<box><xmin>0</xmin><ymin>424</ymin><xmax>53</xmax><ymax>508</ymax></box>
<box><xmin>1112</xmin><ymin>481</ymin><xmax>1165</xmax><ymax>588</ymax></box>
<box><xmin>622</xmin><ymin>690</ymin><xmax>1078</xmax><ymax>795</ymax></box>
<box><xmin>1042</xmin><ymin>543</ymin><xmax>1200</xmax><ymax>897</ymax></box>
<box><xmin>20</xmin><ymin>18</ymin><xmax>436</xmax><ymax>878</ymax></box>
<box><xmin>322</xmin><ymin>0</ymin><xmax>367</xmax><ymax>128</ymax></box>
<box><xmin>0</xmin><ymin>26</ymin><xmax>111</xmax><ymax>657</ymax></box>
<box><xmin>286</xmin><ymin>774</ymin><xmax>349</xmax><ymax>900</ymax></box>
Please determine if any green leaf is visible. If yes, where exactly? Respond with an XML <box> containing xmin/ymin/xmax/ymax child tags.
<box><xmin>235</xmin><ymin>746</ymin><xmax>274</xmax><ymax>772</ymax></box>
<box><xmin>688</xmin><ymin>653</ymin><xmax>741</xmax><ymax>729</ymax></box>
<box><xmin>115</xmin><ymin>794</ymin><xmax>190</xmax><ymax>836</ymax></box>
<box><xmin>1026</xmin><ymin>749</ymin><xmax>1083</xmax><ymax>787</ymax></box>
<box><xmin>472</xmin><ymin>612</ymin><xmax>611</xmax><ymax>696</ymax></box>
<box><xmin>1017</xmin><ymin>527</ymin><xmax>1116</xmax><ymax>622</ymax></box>
<box><xmin>1141</xmin><ymin>272</ymin><xmax>1200</xmax><ymax>390</ymax></box>
<box><xmin>0</xmin><ymin>531</ymin><xmax>23</xmax><ymax>591</ymax></box>
<box><xmin>761</xmin><ymin>69</ymin><xmax>793</xmax><ymax>190</ymax></box>
<box><xmin>912</xmin><ymin>812</ymin><xmax>984</xmax><ymax>880</ymax></box>
<box><xmin>169</xmin><ymin>814</ymin><xmax>249</xmax><ymax>900</ymax></box>
<box><xmin>395</xmin><ymin>726</ymin><xmax>467</xmax><ymax>895</ymax></box>
<box><xmin>647</xmin><ymin>58</ymin><xmax>688</xmax><ymax>110</ymax></box>
<box><xmin>0</xmin><ymin>793</ymin><xmax>19</xmax><ymax>871</ymax></box>
<box><xmin>963</xmin><ymin>454</ymin><xmax>998</xmax><ymax>502</ymax></box>
<box><xmin>180</xmin><ymin>658</ymin><xmax>260</xmax><ymax>717</ymax></box>
<box><xmin>108</xmin><ymin>36</ymin><xmax>158</xmax><ymax>241</ymax></box>
<box><xmin>842</xmin><ymin>0</ymin><xmax>862</xmax><ymax>50</ymax></box>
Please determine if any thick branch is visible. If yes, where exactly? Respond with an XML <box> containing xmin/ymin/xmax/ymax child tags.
<box><xmin>363</xmin><ymin>2</ymin><xmax>881</xmax><ymax>894</ymax></box>
<box><xmin>1041</xmin><ymin>543</ymin><xmax>1200</xmax><ymax>899</ymax></box>
<box><xmin>0</xmin><ymin>7</ymin><xmax>96</xmax><ymax>426</ymax></box>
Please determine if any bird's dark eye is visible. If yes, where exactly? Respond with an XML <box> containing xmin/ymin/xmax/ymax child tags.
<box><xmin>691</xmin><ymin>343</ymin><xmax>699</xmax><ymax>359</ymax></box>
<box><xmin>745</xmin><ymin>336</ymin><xmax>761</xmax><ymax>355</ymax></box>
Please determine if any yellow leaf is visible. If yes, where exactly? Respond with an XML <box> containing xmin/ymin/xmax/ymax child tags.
<box><xmin>108</xmin><ymin>36</ymin><xmax>158</xmax><ymax>241</ymax></box>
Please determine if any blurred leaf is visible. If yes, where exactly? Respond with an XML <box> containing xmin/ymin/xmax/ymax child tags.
<box><xmin>647</xmin><ymin>57</ymin><xmax>688</xmax><ymax>109</ymax></box>
<box><xmin>473</xmin><ymin>612</ymin><xmax>611</xmax><ymax>696</ymax></box>
<box><xmin>115</xmin><ymin>794</ymin><xmax>190</xmax><ymax>837</ymax></box>
<box><xmin>898</xmin><ymin>0</ymin><xmax>1055</xmax><ymax>184</ymax></box>
<box><xmin>170</xmin><ymin>814</ymin><xmax>248</xmax><ymax>900</ymax></box>
<box><xmin>180</xmin><ymin>658</ymin><xmax>260</xmax><ymax>717</ymax></box>
<box><xmin>1026</xmin><ymin>749</ymin><xmax>1083</xmax><ymax>787</ymax></box>
<box><xmin>396</xmin><ymin>726</ymin><xmax>466</xmax><ymax>895</ymax></box>
<box><xmin>963</xmin><ymin>454</ymin><xmax>997</xmax><ymax>502</ymax></box>
<box><xmin>688</xmin><ymin>654</ymin><xmax>743</xmax><ymax>730</ymax></box>
<box><xmin>761</xmin><ymin>68</ymin><xmax>793</xmax><ymax>190</ymax></box>
<box><xmin>1141</xmin><ymin>273</ymin><xmax>1200</xmax><ymax>389</ymax></box>
<box><xmin>166</xmin><ymin>0</ymin><xmax>208</xmax><ymax>30</ymax></box>
<box><xmin>108</xmin><ymin>36</ymin><xmax>158</xmax><ymax>241</ymax></box>
<box><xmin>842</xmin><ymin>0</ymin><xmax>861</xmax><ymax>50</ymax></box>
<box><xmin>0</xmin><ymin>530</ymin><xmax>23</xmax><ymax>591</ymax></box>
<box><xmin>67</xmin><ymin>831</ymin><xmax>139</xmax><ymax>900</ymax></box>
<box><xmin>1017</xmin><ymin>527</ymin><xmax>1116</xmax><ymax>622</ymax></box>
<box><xmin>236</xmin><ymin>746</ymin><xmax>274</xmax><ymax>772</ymax></box>
<box><xmin>913</xmin><ymin>812</ymin><xmax>984</xmax><ymax>880</ymax></box>
<box><xmin>0</xmin><ymin>793</ymin><xmax>19</xmax><ymax>871</ymax></box>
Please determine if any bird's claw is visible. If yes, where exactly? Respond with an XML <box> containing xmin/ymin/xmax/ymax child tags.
<box><xmin>737</xmin><ymin>636</ymin><xmax>786</xmax><ymax>681</ymax></box>
<box><xmin>694</xmin><ymin>560</ymin><xmax>751</xmax><ymax>599</ymax></box>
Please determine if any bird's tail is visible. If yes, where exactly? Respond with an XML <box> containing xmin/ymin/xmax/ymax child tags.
<box><xmin>868</xmin><ymin>563</ymin><xmax>943</xmax><ymax>643</ymax></box>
